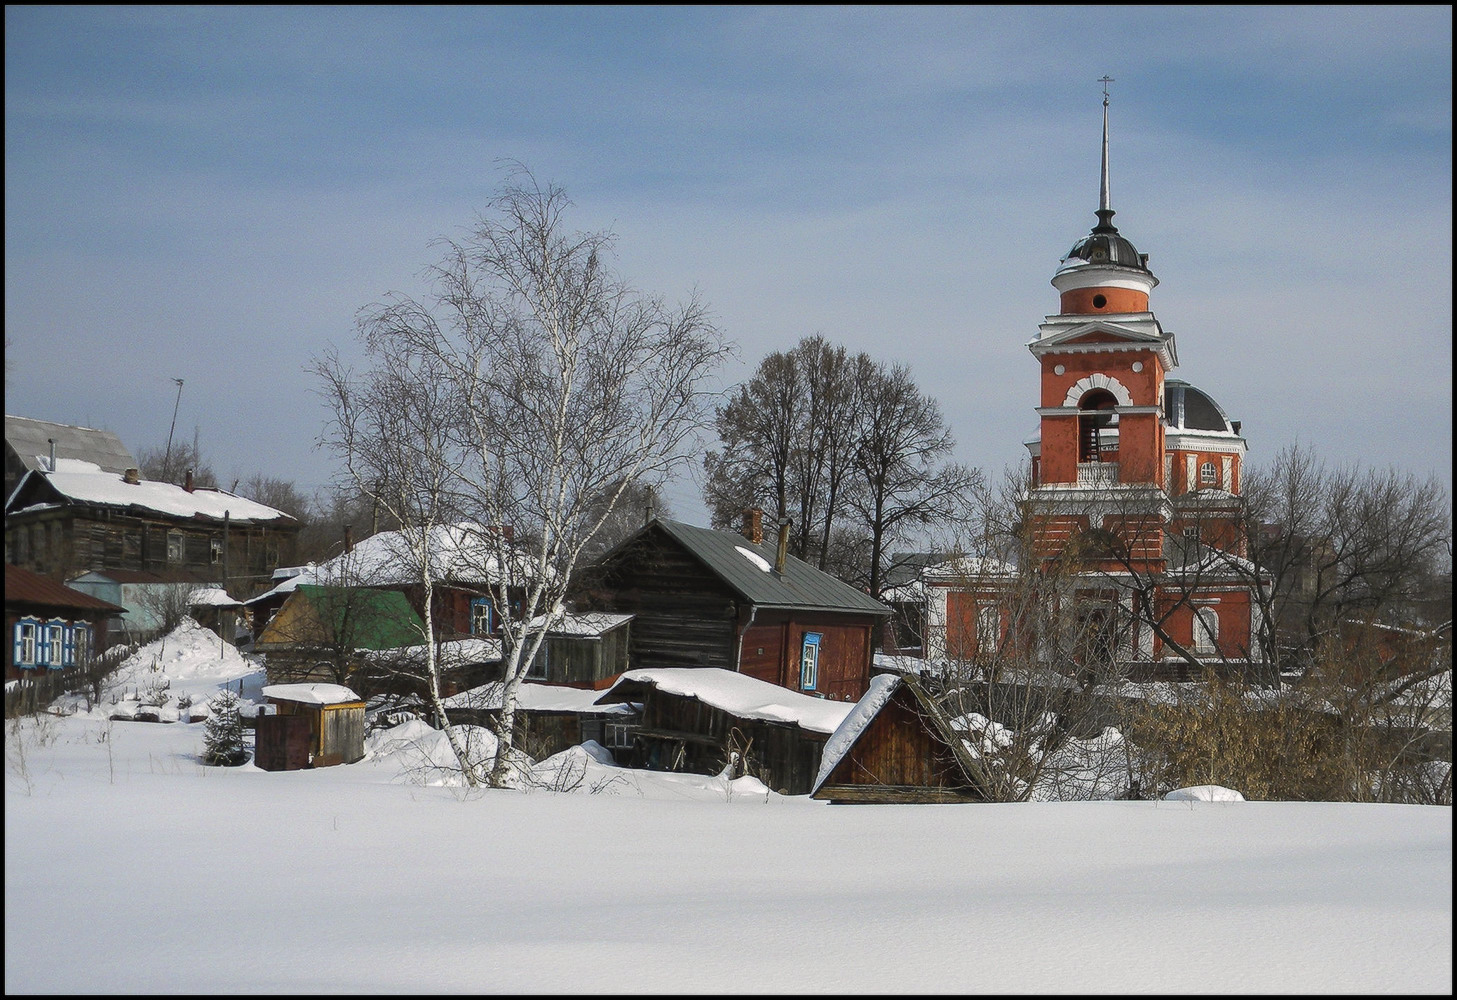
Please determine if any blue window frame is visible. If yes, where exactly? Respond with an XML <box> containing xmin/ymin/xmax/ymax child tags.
<box><xmin>800</xmin><ymin>632</ymin><xmax>822</xmax><ymax>691</ymax></box>
<box><xmin>470</xmin><ymin>598</ymin><xmax>494</xmax><ymax>636</ymax></box>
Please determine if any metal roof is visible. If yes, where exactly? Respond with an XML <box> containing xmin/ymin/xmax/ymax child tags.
<box><xmin>650</xmin><ymin>518</ymin><xmax>890</xmax><ymax>616</ymax></box>
<box><xmin>5</xmin><ymin>415</ymin><xmax>137</xmax><ymax>475</ymax></box>
<box><xmin>5</xmin><ymin>564</ymin><xmax>127</xmax><ymax>614</ymax></box>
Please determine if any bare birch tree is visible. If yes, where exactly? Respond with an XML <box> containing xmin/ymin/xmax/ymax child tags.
<box><xmin>312</xmin><ymin>333</ymin><xmax>490</xmax><ymax>782</ymax></box>
<box><xmin>325</xmin><ymin>165</ymin><xmax>730</xmax><ymax>787</ymax></box>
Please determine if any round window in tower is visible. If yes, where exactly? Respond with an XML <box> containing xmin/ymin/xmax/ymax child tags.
<box><xmin>1092</xmin><ymin>294</ymin><xmax>1107</xmax><ymax>309</ymax></box>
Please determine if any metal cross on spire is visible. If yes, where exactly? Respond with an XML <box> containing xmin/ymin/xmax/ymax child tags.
<box><xmin>1097</xmin><ymin>75</ymin><xmax>1115</xmax><ymax>228</ymax></box>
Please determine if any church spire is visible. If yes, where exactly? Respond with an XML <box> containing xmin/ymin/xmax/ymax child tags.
<box><xmin>1095</xmin><ymin>75</ymin><xmax>1117</xmax><ymax>234</ymax></box>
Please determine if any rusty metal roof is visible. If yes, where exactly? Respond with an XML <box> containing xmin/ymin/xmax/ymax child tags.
<box><xmin>5</xmin><ymin>564</ymin><xmax>126</xmax><ymax>614</ymax></box>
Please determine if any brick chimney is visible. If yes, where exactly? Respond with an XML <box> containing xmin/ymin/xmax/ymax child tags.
<box><xmin>123</xmin><ymin>468</ymin><xmax>140</xmax><ymax>485</ymax></box>
<box><xmin>184</xmin><ymin>469</ymin><xmax>195</xmax><ymax>492</ymax></box>
<box><xmin>742</xmin><ymin>508</ymin><xmax>764</xmax><ymax>546</ymax></box>
<box><xmin>774</xmin><ymin>519</ymin><xmax>791</xmax><ymax>574</ymax></box>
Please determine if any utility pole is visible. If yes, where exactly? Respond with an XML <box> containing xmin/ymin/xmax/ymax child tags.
<box><xmin>163</xmin><ymin>378</ymin><xmax>184</xmax><ymax>482</ymax></box>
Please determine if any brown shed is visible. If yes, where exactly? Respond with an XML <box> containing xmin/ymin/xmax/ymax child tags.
<box><xmin>258</xmin><ymin>683</ymin><xmax>366</xmax><ymax>768</ymax></box>
<box><xmin>812</xmin><ymin>673</ymin><xmax>986</xmax><ymax>804</ymax></box>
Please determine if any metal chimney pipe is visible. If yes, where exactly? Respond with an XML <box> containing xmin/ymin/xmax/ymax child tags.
<box><xmin>47</xmin><ymin>438</ymin><xmax>56</xmax><ymax>472</ymax></box>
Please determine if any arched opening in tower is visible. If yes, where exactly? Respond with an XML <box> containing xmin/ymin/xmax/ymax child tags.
<box><xmin>1077</xmin><ymin>389</ymin><xmax>1119</xmax><ymax>463</ymax></box>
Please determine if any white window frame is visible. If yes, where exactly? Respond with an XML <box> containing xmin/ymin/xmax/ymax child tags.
<box><xmin>470</xmin><ymin>598</ymin><xmax>493</xmax><ymax>636</ymax></box>
<box><xmin>605</xmin><ymin>721</ymin><xmax>635</xmax><ymax>749</ymax></box>
<box><xmin>976</xmin><ymin>605</ymin><xmax>1000</xmax><ymax>655</ymax></box>
<box><xmin>1193</xmin><ymin>607</ymin><xmax>1219</xmax><ymax>655</ymax></box>
<box><xmin>16</xmin><ymin>620</ymin><xmax>38</xmax><ymax>667</ymax></box>
<box><xmin>1199</xmin><ymin>461</ymin><xmax>1218</xmax><ymax>487</ymax></box>
<box><xmin>45</xmin><ymin>621</ymin><xmax>65</xmax><ymax>669</ymax></box>
<box><xmin>800</xmin><ymin>632</ymin><xmax>822</xmax><ymax>691</ymax></box>
<box><xmin>167</xmin><ymin>531</ymin><xmax>185</xmax><ymax>564</ymax></box>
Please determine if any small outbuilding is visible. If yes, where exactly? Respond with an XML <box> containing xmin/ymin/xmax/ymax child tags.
<box><xmin>593</xmin><ymin>667</ymin><xmax>855</xmax><ymax>794</ymax></box>
<box><xmin>257</xmin><ymin>682</ymin><xmax>366</xmax><ymax>770</ymax></box>
<box><xmin>812</xmin><ymin>672</ymin><xmax>986</xmax><ymax>804</ymax></box>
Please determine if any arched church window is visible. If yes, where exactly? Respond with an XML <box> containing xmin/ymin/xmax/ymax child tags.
<box><xmin>1077</xmin><ymin>389</ymin><xmax>1119</xmax><ymax>463</ymax></box>
<box><xmin>1200</xmin><ymin>461</ymin><xmax>1218</xmax><ymax>487</ymax></box>
<box><xmin>976</xmin><ymin>605</ymin><xmax>1000</xmax><ymax>655</ymax></box>
<box><xmin>1193</xmin><ymin>607</ymin><xmax>1219</xmax><ymax>655</ymax></box>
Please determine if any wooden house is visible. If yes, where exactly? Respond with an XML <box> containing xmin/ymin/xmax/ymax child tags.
<box><xmin>440</xmin><ymin>679</ymin><xmax>639</xmax><ymax>762</ymax></box>
<box><xmin>524</xmin><ymin>611</ymin><xmax>633</xmax><ymax>689</ymax></box>
<box><xmin>812</xmin><ymin>673</ymin><xmax>985</xmax><ymax>804</ymax></box>
<box><xmin>244</xmin><ymin>522</ymin><xmax>531</xmax><ymax>648</ymax></box>
<box><xmin>5</xmin><ymin>564</ymin><xmax>125</xmax><ymax>716</ymax></box>
<box><xmin>256</xmin><ymin>683</ymin><xmax>366</xmax><ymax>769</ymax></box>
<box><xmin>593</xmin><ymin>667</ymin><xmax>855</xmax><ymax>795</ymax></box>
<box><xmin>254</xmin><ymin>585</ymin><xmax>427</xmax><ymax>686</ymax></box>
<box><xmin>576</xmin><ymin>515</ymin><xmax>891</xmax><ymax>703</ymax></box>
<box><xmin>4</xmin><ymin>459</ymin><xmax>299</xmax><ymax>601</ymax></box>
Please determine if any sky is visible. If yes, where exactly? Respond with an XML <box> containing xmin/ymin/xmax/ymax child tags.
<box><xmin>5</xmin><ymin>7</ymin><xmax>1452</xmax><ymax>529</ymax></box>
<box><xmin>5</xmin><ymin>624</ymin><xmax>1452</xmax><ymax>993</ymax></box>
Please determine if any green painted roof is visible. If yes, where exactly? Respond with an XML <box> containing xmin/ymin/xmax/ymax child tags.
<box><xmin>293</xmin><ymin>585</ymin><xmax>427</xmax><ymax>650</ymax></box>
<box><xmin>650</xmin><ymin>519</ymin><xmax>890</xmax><ymax>616</ymax></box>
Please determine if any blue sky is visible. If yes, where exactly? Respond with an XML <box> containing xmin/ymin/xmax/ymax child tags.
<box><xmin>6</xmin><ymin>6</ymin><xmax>1451</xmax><ymax>528</ymax></box>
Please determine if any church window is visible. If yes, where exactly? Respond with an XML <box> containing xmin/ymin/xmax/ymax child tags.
<box><xmin>1193</xmin><ymin>607</ymin><xmax>1219</xmax><ymax>655</ymax></box>
<box><xmin>1092</xmin><ymin>294</ymin><xmax>1107</xmax><ymax>308</ymax></box>
<box><xmin>1200</xmin><ymin>462</ymin><xmax>1218</xmax><ymax>487</ymax></box>
<box><xmin>976</xmin><ymin>606</ymin><xmax>1000</xmax><ymax>655</ymax></box>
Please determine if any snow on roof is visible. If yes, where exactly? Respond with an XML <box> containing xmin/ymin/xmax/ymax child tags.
<box><xmin>357</xmin><ymin>636</ymin><xmax>503</xmax><ymax>668</ymax></box>
<box><xmin>812</xmin><ymin>673</ymin><xmax>903</xmax><ymax>794</ymax></box>
<box><xmin>526</xmin><ymin>611</ymin><xmax>633</xmax><ymax>636</ymax></box>
<box><xmin>922</xmin><ymin>554</ymin><xmax>1016</xmax><ymax>581</ymax></box>
<box><xmin>20</xmin><ymin>459</ymin><xmax>294</xmax><ymax>524</ymax></box>
<box><xmin>188</xmin><ymin>587</ymin><xmax>242</xmax><ymax>608</ymax></box>
<box><xmin>596</xmin><ymin>667</ymin><xmax>854</xmax><ymax>735</ymax></box>
<box><xmin>442</xmin><ymin>681</ymin><xmax>635</xmax><ymax>715</ymax></box>
<box><xmin>262</xmin><ymin>683</ymin><xmax>363</xmax><ymax>706</ymax></box>
<box><xmin>304</xmin><ymin>522</ymin><xmax>537</xmax><ymax>589</ymax></box>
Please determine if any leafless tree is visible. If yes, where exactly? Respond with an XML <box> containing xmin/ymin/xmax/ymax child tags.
<box><xmin>323</xmin><ymin>164</ymin><xmax>730</xmax><ymax>788</ymax></box>
<box><xmin>137</xmin><ymin>428</ymin><xmax>216</xmax><ymax>487</ymax></box>
<box><xmin>851</xmin><ymin>362</ymin><xmax>981</xmax><ymax>610</ymax></box>
<box><xmin>1240</xmin><ymin>444</ymin><xmax>1451</xmax><ymax>671</ymax></box>
<box><xmin>313</xmin><ymin>319</ymin><xmax>484</xmax><ymax>782</ymax></box>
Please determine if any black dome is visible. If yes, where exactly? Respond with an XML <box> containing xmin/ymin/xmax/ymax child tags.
<box><xmin>1064</xmin><ymin>230</ymin><xmax>1149</xmax><ymax>271</ymax></box>
<box><xmin>1062</xmin><ymin>207</ymin><xmax>1150</xmax><ymax>272</ymax></box>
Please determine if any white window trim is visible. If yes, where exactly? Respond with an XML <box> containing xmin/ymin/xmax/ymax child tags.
<box><xmin>800</xmin><ymin>633</ymin><xmax>822</xmax><ymax>691</ymax></box>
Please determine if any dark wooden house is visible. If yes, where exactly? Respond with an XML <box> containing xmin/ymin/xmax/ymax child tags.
<box><xmin>593</xmin><ymin>667</ymin><xmax>855</xmax><ymax>795</ymax></box>
<box><xmin>441</xmin><ymin>679</ymin><xmax>640</xmax><ymax>762</ymax></box>
<box><xmin>812</xmin><ymin>672</ymin><xmax>986</xmax><ymax>804</ymax></box>
<box><xmin>524</xmin><ymin>612</ymin><xmax>633</xmax><ymax>689</ymax></box>
<box><xmin>4</xmin><ymin>460</ymin><xmax>299</xmax><ymax>601</ymax></box>
<box><xmin>576</xmin><ymin>515</ymin><xmax>891</xmax><ymax>703</ymax></box>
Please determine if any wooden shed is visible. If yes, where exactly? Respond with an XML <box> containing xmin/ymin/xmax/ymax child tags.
<box><xmin>258</xmin><ymin>683</ymin><xmax>366</xmax><ymax>769</ymax></box>
<box><xmin>594</xmin><ymin>667</ymin><xmax>854</xmax><ymax>795</ymax></box>
<box><xmin>812</xmin><ymin>673</ymin><xmax>986</xmax><ymax>804</ymax></box>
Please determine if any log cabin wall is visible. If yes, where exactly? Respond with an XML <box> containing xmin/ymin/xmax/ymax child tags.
<box><xmin>578</xmin><ymin>532</ymin><xmax>740</xmax><ymax>671</ymax></box>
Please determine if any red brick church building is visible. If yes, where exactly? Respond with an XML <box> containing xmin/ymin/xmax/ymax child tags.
<box><xmin>924</xmin><ymin>90</ymin><xmax>1268</xmax><ymax>680</ymax></box>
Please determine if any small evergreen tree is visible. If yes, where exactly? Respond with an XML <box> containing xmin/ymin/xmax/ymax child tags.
<box><xmin>202</xmin><ymin>689</ymin><xmax>248</xmax><ymax>766</ymax></box>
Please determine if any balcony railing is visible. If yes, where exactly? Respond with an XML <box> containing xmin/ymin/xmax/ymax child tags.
<box><xmin>1077</xmin><ymin>462</ymin><xmax>1120</xmax><ymax>486</ymax></box>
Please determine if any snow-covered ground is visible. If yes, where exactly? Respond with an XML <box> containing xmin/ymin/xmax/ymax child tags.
<box><xmin>5</xmin><ymin>623</ymin><xmax>1451</xmax><ymax>994</ymax></box>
